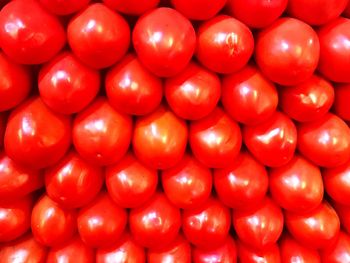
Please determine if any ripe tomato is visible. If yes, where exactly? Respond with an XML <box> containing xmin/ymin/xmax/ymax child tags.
<box><xmin>0</xmin><ymin>113</ymin><xmax>5</xmax><ymax>149</ymax></box>
<box><xmin>334</xmin><ymin>84</ymin><xmax>350</xmax><ymax>121</ymax></box>
<box><xmin>39</xmin><ymin>0</ymin><xmax>90</xmax><ymax>15</ymax></box>
<box><xmin>321</xmin><ymin>231</ymin><xmax>350</xmax><ymax>263</ymax></box>
<box><xmin>133</xmin><ymin>7</ymin><xmax>196</xmax><ymax>77</ymax></box>
<box><xmin>170</xmin><ymin>0</ymin><xmax>226</xmax><ymax>20</ymax></box>
<box><xmin>196</xmin><ymin>15</ymin><xmax>254</xmax><ymax>74</ymax></box>
<box><xmin>333</xmin><ymin>203</ymin><xmax>350</xmax><ymax>235</ymax></box>
<box><xmin>103</xmin><ymin>0</ymin><xmax>159</xmax><ymax>15</ymax></box>
<box><xmin>237</xmin><ymin>241</ymin><xmax>281</xmax><ymax>263</ymax></box>
<box><xmin>255</xmin><ymin>18</ymin><xmax>319</xmax><ymax>86</ymax></box>
<box><xmin>280</xmin><ymin>235</ymin><xmax>320</xmax><ymax>262</ymax></box>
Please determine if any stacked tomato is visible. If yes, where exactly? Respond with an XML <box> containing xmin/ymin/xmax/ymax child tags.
<box><xmin>1</xmin><ymin>0</ymin><xmax>350</xmax><ymax>262</ymax></box>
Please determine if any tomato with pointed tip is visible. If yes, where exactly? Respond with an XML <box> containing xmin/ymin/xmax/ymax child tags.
<box><xmin>237</xmin><ymin>242</ymin><xmax>281</xmax><ymax>263</ymax></box>
<box><xmin>103</xmin><ymin>0</ymin><xmax>159</xmax><ymax>15</ymax></box>
<box><xmin>171</xmin><ymin>0</ymin><xmax>226</xmax><ymax>20</ymax></box>
<box><xmin>39</xmin><ymin>0</ymin><xmax>90</xmax><ymax>15</ymax></box>
<box><xmin>334</xmin><ymin>84</ymin><xmax>350</xmax><ymax>121</ymax></box>
<box><xmin>321</xmin><ymin>231</ymin><xmax>350</xmax><ymax>263</ymax></box>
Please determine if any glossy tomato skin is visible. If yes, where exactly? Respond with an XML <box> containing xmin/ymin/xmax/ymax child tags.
<box><xmin>0</xmin><ymin>0</ymin><xmax>65</xmax><ymax>64</ymax></box>
<box><xmin>214</xmin><ymin>151</ymin><xmax>268</xmax><ymax>209</ymax></box>
<box><xmin>133</xmin><ymin>105</ymin><xmax>188</xmax><ymax>170</ymax></box>
<box><xmin>165</xmin><ymin>62</ymin><xmax>221</xmax><ymax>120</ymax></box>
<box><xmin>103</xmin><ymin>0</ymin><xmax>159</xmax><ymax>15</ymax></box>
<box><xmin>189</xmin><ymin>107</ymin><xmax>242</xmax><ymax>168</ymax></box>
<box><xmin>237</xmin><ymin>241</ymin><xmax>281</xmax><ymax>263</ymax></box>
<box><xmin>106</xmin><ymin>152</ymin><xmax>158</xmax><ymax>208</ymax></box>
<box><xmin>196</xmin><ymin>15</ymin><xmax>254</xmax><ymax>74</ymax></box>
<box><xmin>4</xmin><ymin>97</ymin><xmax>71</xmax><ymax>169</ymax></box>
<box><xmin>321</xmin><ymin>231</ymin><xmax>350</xmax><ymax>263</ymax></box>
<box><xmin>68</xmin><ymin>3</ymin><xmax>130</xmax><ymax>69</ymax></box>
<box><xmin>39</xmin><ymin>52</ymin><xmax>100</xmax><ymax>115</ymax></box>
<box><xmin>171</xmin><ymin>0</ymin><xmax>226</xmax><ymax>20</ymax></box>
<box><xmin>334</xmin><ymin>84</ymin><xmax>350</xmax><ymax>121</ymax></box>
<box><xmin>45</xmin><ymin>150</ymin><xmax>104</xmax><ymax>209</ymax></box>
<box><xmin>243</xmin><ymin>111</ymin><xmax>297</xmax><ymax>167</ymax></box>
<box><xmin>222</xmin><ymin>65</ymin><xmax>278</xmax><ymax>125</ymax></box>
<box><xmin>73</xmin><ymin>97</ymin><xmax>132</xmax><ymax>166</ymax></box>
<box><xmin>255</xmin><ymin>18</ymin><xmax>320</xmax><ymax>86</ymax></box>
<box><xmin>297</xmin><ymin>113</ymin><xmax>350</xmax><ymax>168</ymax></box>
<box><xmin>39</xmin><ymin>0</ymin><xmax>90</xmax><ymax>15</ymax></box>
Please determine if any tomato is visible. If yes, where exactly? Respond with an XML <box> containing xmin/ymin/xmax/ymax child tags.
<box><xmin>31</xmin><ymin>195</ymin><xmax>77</xmax><ymax>247</ymax></box>
<box><xmin>189</xmin><ymin>107</ymin><xmax>242</xmax><ymax>168</ymax></box>
<box><xmin>73</xmin><ymin>97</ymin><xmax>132</xmax><ymax>166</ymax></box>
<box><xmin>105</xmin><ymin>53</ymin><xmax>162</xmax><ymax>116</ymax></box>
<box><xmin>297</xmin><ymin>113</ymin><xmax>350</xmax><ymax>168</ymax></box>
<box><xmin>103</xmin><ymin>0</ymin><xmax>159</xmax><ymax>15</ymax></box>
<box><xmin>334</xmin><ymin>84</ymin><xmax>350</xmax><ymax>121</ymax></box>
<box><xmin>164</xmin><ymin>62</ymin><xmax>221</xmax><ymax>120</ymax></box>
<box><xmin>221</xmin><ymin>65</ymin><xmax>278</xmax><ymax>125</ymax></box>
<box><xmin>39</xmin><ymin>52</ymin><xmax>100</xmax><ymax>115</ymax></box>
<box><xmin>182</xmin><ymin>197</ymin><xmax>231</xmax><ymax>249</ymax></box>
<box><xmin>170</xmin><ymin>0</ymin><xmax>226</xmax><ymax>20</ymax></box>
<box><xmin>133</xmin><ymin>105</ymin><xmax>188</xmax><ymax>169</ymax></box>
<box><xmin>269</xmin><ymin>155</ymin><xmax>324</xmax><ymax>212</ymax></box>
<box><xmin>196</xmin><ymin>15</ymin><xmax>254</xmax><ymax>74</ymax></box>
<box><xmin>4</xmin><ymin>97</ymin><xmax>71</xmax><ymax>169</ymax></box>
<box><xmin>133</xmin><ymin>7</ymin><xmax>196</xmax><ymax>77</ymax></box>
<box><xmin>237</xmin><ymin>241</ymin><xmax>281</xmax><ymax>263</ymax></box>
<box><xmin>161</xmin><ymin>153</ymin><xmax>212</xmax><ymax>209</ymax></box>
<box><xmin>77</xmin><ymin>192</ymin><xmax>127</xmax><ymax>248</ymax></box>
<box><xmin>0</xmin><ymin>0</ymin><xmax>65</xmax><ymax>64</ymax></box>
<box><xmin>255</xmin><ymin>18</ymin><xmax>320</xmax><ymax>86</ymax></box>
<box><xmin>321</xmin><ymin>231</ymin><xmax>350</xmax><ymax>263</ymax></box>
<box><xmin>243</xmin><ymin>111</ymin><xmax>297</xmax><ymax>167</ymax></box>
<box><xmin>129</xmin><ymin>192</ymin><xmax>181</xmax><ymax>249</ymax></box>
<box><xmin>67</xmin><ymin>3</ymin><xmax>130</xmax><ymax>69</ymax></box>
<box><xmin>333</xmin><ymin>203</ymin><xmax>350</xmax><ymax>235</ymax></box>
<box><xmin>285</xmin><ymin>202</ymin><xmax>340</xmax><ymax>249</ymax></box>
<box><xmin>39</xmin><ymin>0</ymin><xmax>90</xmax><ymax>15</ymax></box>
<box><xmin>214</xmin><ymin>151</ymin><xmax>268</xmax><ymax>210</ymax></box>
<box><xmin>106</xmin><ymin>152</ymin><xmax>158</xmax><ymax>208</ymax></box>
<box><xmin>0</xmin><ymin>113</ymin><xmax>5</xmax><ymax>149</ymax></box>
<box><xmin>45</xmin><ymin>150</ymin><xmax>104</xmax><ymax>209</ymax></box>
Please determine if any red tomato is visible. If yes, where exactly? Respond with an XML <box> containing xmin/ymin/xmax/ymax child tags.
<box><xmin>129</xmin><ymin>192</ymin><xmax>181</xmax><ymax>249</ymax></box>
<box><xmin>73</xmin><ymin>97</ymin><xmax>132</xmax><ymax>166</ymax></box>
<box><xmin>77</xmin><ymin>192</ymin><xmax>127</xmax><ymax>248</ymax></box>
<box><xmin>164</xmin><ymin>62</ymin><xmax>221</xmax><ymax>120</ymax></box>
<box><xmin>237</xmin><ymin>241</ymin><xmax>281</xmax><ymax>263</ymax></box>
<box><xmin>39</xmin><ymin>52</ymin><xmax>100</xmax><ymax>115</ymax></box>
<box><xmin>243</xmin><ymin>111</ymin><xmax>297</xmax><ymax>167</ymax></box>
<box><xmin>103</xmin><ymin>0</ymin><xmax>159</xmax><ymax>15</ymax></box>
<box><xmin>31</xmin><ymin>195</ymin><xmax>77</xmax><ymax>247</ymax></box>
<box><xmin>133</xmin><ymin>105</ymin><xmax>188</xmax><ymax>169</ymax></box>
<box><xmin>39</xmin><ymin>0</ymin><xmax>90</xmax><ymax>15</ymax></box>
<box><xmin>182</xmin><ymin>197</ymin><xmax>231</xmax><ymax>249</ymax></box>
<box><xmin>214</xmin><ymin>151</ymin><xmax>268</xmax><ymax>210</ymax></box>
<box><xmin>105</xmin><ymin>53</ymin><xmax>163</xmax><ymax>116</ymax></box>
<box><xmin>269</xmin><ymin>155</ymin><xmax>324</xmax><ymax>212</ymax></box>
<box><xmin>196</xmin><ymin>15</ymin><xmax>254</xmax><ymax>74</ymax></box>
<box><xmin>67</xmin><ymin>3</ymin><xmax>130</xmax><ymax>69</ymax></box>
<box><xmin>45</xmin><ymin>150</ymin><xmax>104</xmax><ymax>209</ymax></box>
<box><xmin>255</xmin><ymin>18</ymin><xmax>319</xmax><ymax>86</ymax></box>
<box><xmin>189</xmin><ymin>107</ymin><xmax>242</xmax><ymax>168</ymax></box>
<box><xmin>333</xmin><ymin>203</ymin><xmax>350</xmax><ymax>235</ymax></box>
<box><xmin>106</xmin><ymin>152</ymin><xmax>158</xmax><ymax>208</ymax></box>
<box><xmin>221</xmin><ymin>65</ymin><xmax>278</xmax><ymax>125</ymax></box>
<box><xmin>321</xmin><ymin>231</ymin><xmax>350</xmax><ymax>263</ymax></box>
<box><xmin>171</xmin><ymin>0</ymin><xmax>226</xmax><ymax>20</ymax></box>
<box><xmin>161</xmin><ymin>153</ymin><xmax>212</xmax><ymax>209</ymax></box>
<box><xmin>133</xmin><ymin>7</ymin><xmax>196</xmax><ymax>77</ymax></box>
<box><xmin>0</xmin><ymin>0</ymin><xmax>65</xmax><ymax>64</ymax></box>
<box><xmin>297</xmin><ymin>113</ymin><xmax>350</xmax><ymax>168</ymax></box>
<box><xmin>4</xmin><ymin>97</ymin><xmax>71</xmax><ymax>169</ymax></box>
<box><xmin>0</xmin><ymin>113</ymin><xmax>5</xmax><ymax>149</ymax></box>
<box><xmin>334</xmin><ymin>84</ymin><xmax>350</xmax><ymax>121</ymax></box>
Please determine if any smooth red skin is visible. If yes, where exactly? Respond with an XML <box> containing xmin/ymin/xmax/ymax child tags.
<box><xmin>77</xmin><ymin>192</ymin><xmax>127</xmax><ymax>248</ymax></box>
<box><xmin>133</xmin><ymin>106</ymin><xmax>188</xmax><ymax>170</ymax></box>
<box><xmin>287</xmin><ymin>0</ymin><xmax>348</xmax><ymax>26</ymax></box>
<box><xmin>255</xmin><ymin>18</ymin><xmax>319</xmax><ymax>86</ymax></box>
<box><xmin>321</xmin><ymin>232</ymin><xmax>350</xmax><ymax>262</ymax></box>
<box><xmin>73</xmin><ymin>97</ymin><xmax>132</xmax><ymax>166</ymax></box>
<box><xmin>285</xmin><ymin>202</ymin><xmax>340</xmax><ymax>250</ymax></box>
<box><xmin>39</xmin><ymin>52</ymin><xmax>100</xmax><ymax>115</ymax></box>
<box><xmin>96</xmin><ymin>232</ymin><xmax>145</xmax><ymax>263</ymax></box>
<box><xmin>196</xmin><ymin>15</ymin><xmax>254</xmax><ymax>74</ymax></box>
<box><xmin>318</xmin><ymin>18</ymin><xmax>350</xmax><ymax>83</ymax></box>
<box><xmin>165</xmin><ymin>62</ymin><xmax>221</xmax><ymax>120</ymax></box>
<box><xmin>334</xmin><ymin>84</ymin><xmax>350</xmax><ymax>121</ymax></box>
<box><xmin>243</xmin><ymin>111</ymin><xmax>297</xmax><ymax>167</ymax></box>
<box><xmin>0</xmin><ymin>52</ymin><xmax>31</xmax><ymax>111</ymax></box>
<box><xmin>0</xmin><ymin>0</ymin><xmax>65</xmax><ymax>64</ymax></box>
<box><xmin>182</xmin><ymin>197</ymin><xmax>231</xmax><ymax>249</ymax></box>
<box><xmin>4</xmin><ymin>97</ymin><xmax>71</xmax><ymax>169</ymax></box>
<box><xmin>171</xmin><ymin>0</ymin><xmax>226</xmax><ymax>20</ymax></box>
<box><xmin>31</xmin><ymin>195</ymin><xmax>77</xmax><ymax>247</ymax></box>
<box><xmin>269</xmin><ymin>155</ymin><xmax>324</xmax><ymax>212</ymax></box>
<box><xmin>237</xmin><ymin>242</ymin><xmax>281</xmax><ymax>263</ymax></box>
<box><xmin>222</xmin><ymin>65</ymin><xmax>278</xmax><ymax>126</ymax></box>
<box><xmin>162</xmin><ymin>153</ymin><xmax>212</xmax><ymax>209</ymax></box>
<box><xmin>297</xmin><ymin>113</ymin><xmax>350</xmax><ymax>168</ymax></box>
<box><xmin>68</xmin><ymin>3</ymin><xmax>130</xmax><ymax>69</ymax></box>
<box><xmin>133</xmin><ymin>7</ymin><xmax>196</xmax><ymax>77</ymax></box>
<box><xmin>333</xmin><ymin>203</ymin><xmax>350</xmax><ymax>235</ymax></box>
<box><xmin>105</xmin><ymin>53</ymin><xmax>163</xmax><ymax>116</ymax></box>
<box><xmin>214</xmin><ymin>151</ymin><xmax>268</xmax><ymax>210</ymax></box>
<box><xmin>280</xmin><ymin>235</ymin><xmax>320</xmax><ymax>263</ymax></box>
<box><xmin>39</xmin><ymin>0</ymin><xmax>90</xmax><ymax>15</ymax></box>
<box><xmin>103</xmin><ymin>0</ymin><xmax>159</xmax><ymax>15</ymax></box>
<box><xmin>227</xmin><ymin>0</ymin><xmax>287</xmax><ymax>28</ymax></box>
<box><xmin>280</xmin><ymin>75</ymin><xmax>334</xmax><ymax>122</ymax></box>
<box><xmin>189</xmin><ymin>107</ymin><xmax>242</xmax><ymax>168</ymax></box>
<box><xmin>106</xmin><ymin>152</ymin><xmax>158</xmax><ymax>208</ymax></box>
<box><xmin>45</xmin><ymin>150</ymin><xmax>104</xmax><ymax>209</ymax></box>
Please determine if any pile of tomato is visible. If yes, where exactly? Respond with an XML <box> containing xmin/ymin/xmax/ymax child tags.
<box><xmin>1</xmin><ymin>0</ymin><xmax>350</xmax><ymax>262</ymax></box>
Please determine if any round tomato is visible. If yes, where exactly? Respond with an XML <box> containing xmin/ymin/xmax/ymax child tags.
<box><xmin>171</xmin><ymin>0</ymin><xmax>226</xmax><ymax>20</ymax></box>
<box><xmin>237</xmin><ymin>241</ymin><xmax>281</xmax><ymax>263</ymax></box>
<box><xmin>321</xmin><ymin>231</ymin><xmax>350</xmax><ymax>263</ymax></box>
<box><xmin>103</xmin><ymin>0</ymin><xmax>159</xmax><ymax>15</ymax></box>
<box><xmin>334</xmin><ymin>84</ymin><xmax>350</xmax><ymax>121</ymax></box>
<box><xmin>39</xmin><ymin>0</ymin><xmax>90</xmax><ymax>15</ymax></box>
